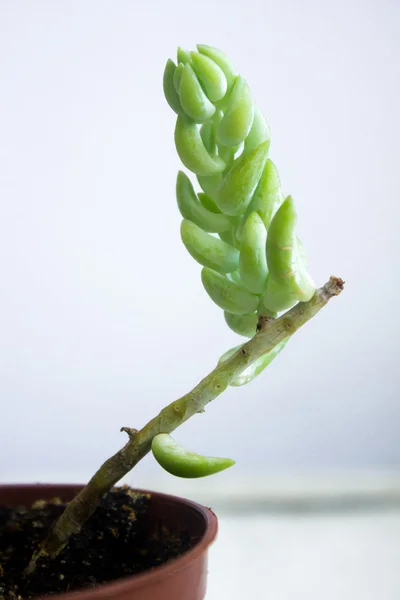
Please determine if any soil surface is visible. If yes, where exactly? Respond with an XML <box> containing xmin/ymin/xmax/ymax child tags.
<box><xmin>0</xmin><ymin>487</ymin><xmax>192</xmax><ymax>599</ymax></box>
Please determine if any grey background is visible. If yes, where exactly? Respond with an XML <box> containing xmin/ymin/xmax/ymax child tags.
<box><xmin>0</xmin><ymin>0</ymin><xmax>399</xmax><ymax>482</ymax></box>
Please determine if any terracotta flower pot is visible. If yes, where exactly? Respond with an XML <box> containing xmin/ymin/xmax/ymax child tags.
<box><xmin>0</xmin><ymin>484</ymin><xmax>218</xmax><ymax>600</ymax></box>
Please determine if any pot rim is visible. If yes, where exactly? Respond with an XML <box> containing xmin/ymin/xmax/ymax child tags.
<box><xmin>0</xmin><ymin>483</ymin><xmax>218</xmax><ymax>599</ymax></box>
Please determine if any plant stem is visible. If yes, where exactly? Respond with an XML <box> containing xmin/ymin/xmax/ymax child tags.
<box><xmin>25</xmin><ymin>276</ymin><xmax>344</xmax><ymax>574</ymax></box>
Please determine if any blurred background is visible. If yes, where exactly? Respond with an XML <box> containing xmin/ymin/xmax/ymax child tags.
<box><xmin>0</xmin><ymin>1</ymin><xmax>399</xmax><ymax>598</ymax></box>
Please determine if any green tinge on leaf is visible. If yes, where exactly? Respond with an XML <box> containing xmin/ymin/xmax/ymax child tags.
<box><xmin>230</xmin><ymin>338</ymin><xmax>289</xmax><ymax>386</ymax></box>
<box><xmin>243</xmin><ymin>105</ymin><xmax>270</xmax><ymax>156</ymax></box>
<box><xmin>163</xmin><ymin>59</ymin><xmax>184</xmax><ymax>115</ymax></box>
<box><xmin>261</xmin><ymin>275</ymin><xmax>297</xmax><ymax>313</ymax></box>
<box><xmin>197</xmin><ymin>173</ymin><xmax>223</xmax><ymax>197</ymax></box>
<box><xmin>190</xmin><ymin>51</ymin><xmax>228</xmax><ymax>102</ymax></box>
<box><xmin>218</xmin><ymin>344</ymin><xmax>242</xmax><ymax>363</ymax></box>
<box><xmin>296</xmin><ymin>272</ymin><xmax>315</xmax><ymax>302</ymax></box>
<box><xmin>216</xmin><ymin>141</ymin><xmax>270</xmax><ymax>215</ymax></box>
<box><xmin>296</xmin><ymin>236</ymin><xmax>308</xmax><ymax>269</ymax></box>
<box><xmin>175</xmin><ymin>116</ymin><xmax>226</xmax><ymax>176</ymax></box>
<box><xmin>266</xmin><ymin>196</ymin><xmax>315</xmax><ymax>301</ymax></box>
<box><xmin>236</xmin><ymin>159</ymin><xmax>283</xmax><ymax>241</ymax></box>
<box><xmin>266</xmin><ymin>196</ymin><xmax>297</xmax><ymax>278</ymax></box>
<box><xmin>200</xmin><ymin>121</ymin><xmax>217</xmax><ymax>155</ymax></box>
<box><xmin>217</xmin><ymin>76</ymin><xmax>254</xmax><ymax>146</ymax></box>
<box><xmin>198</xmin><ymin>192</ymin><xmax>221</xmax><ymax>214</ymax></box>
<box><xmin>217</xmin><ymin>337</ymin><xmax>288</xmax><ymax>385</ymax></box>
<box><xmin>226</xmin><ymin>269</ymin><xmax>242</xmax><ymax>283</ymax></box>
<box><xmin>177</xmin><ymin>47</ymin><xmax>191</xmax><ymax>64</ymax></box>
<box><xmin>239</xmin><ymin>211</ymin><xmax>269</xmax><ymax>294</ymax></box>
<box><xmin>181</xmin><ymin>219</ymin><xmax>240</xmax><ymax>273</ymax></box>
<box><xmin>176</xmin><ymin>172</ymin><xmax>230</xmax><ymax>233</ymax></box>
<box><xmin>197</xmin><ymin>44</ymin><xmax>236</xmax><ymax>90</ymax></box>
<box><xmin>220</xmin><ymin>216</ymin><xmax>241</xmax><ymax>249</ymax></box>
<box><xmin>216</xmin><ymin>143</ymin><xmax>236</xmax><ymax>170</ymax></box>
<box><xmin>173</xmin><ymin>62</ymin><xmax>184</xmax><ymax>93</ymax></box>
<box><xmin>219</xmin><ymin>229</ymin><xmax>240</xmax><ymax>249</ymax></box>
<box><xmin>201</xmin><ymin>267</ymin><xmax>259</xmax><ymax>314</ymax></box>
<box><xmin>152</xmin><ymin>433</ymin><xmax>235</xmax><ymax>478</ymax></box>
<box><xmin>224</xmin><ymin>311</ymin><xmax>258</xmax><ymax>337</ymax></box>
<box><xmin>179</xmin><ymin>63</ymin><xmax>215</xmax><ymax>123</ymax></box>
<box><xmin>250</xmin><ymin>159</ymin><xmax>283</xmax><ymax>230</ymax></box>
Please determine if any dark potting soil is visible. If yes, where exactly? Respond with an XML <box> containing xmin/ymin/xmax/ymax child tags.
<box><xmin>0</xmin><ymin>487</ymin><xmax>193</xmax><ymax>599</ymax></box>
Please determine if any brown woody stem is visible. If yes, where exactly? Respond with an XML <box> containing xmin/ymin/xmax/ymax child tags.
<box><xmin>25</xmin><ymin>276</ymin><xmax>344</xmax><ymax>574</ymax></box>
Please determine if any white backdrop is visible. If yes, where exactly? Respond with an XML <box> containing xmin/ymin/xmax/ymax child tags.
<box><xmin>0</xmin><ymin>0</ymin><xmax>399</xmax><ymax>483</ymax></box>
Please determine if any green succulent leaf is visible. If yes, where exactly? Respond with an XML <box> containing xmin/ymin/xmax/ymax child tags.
<box><xmin>164</xmin><ymin>45</ymin><xmax>316</xmax><ymax>344</ymax></box>
<box><xmin>201</xmin><ymin>267</ymin><xmax>259</xmax><ymax>314</ymax></box>
<box><xmin>179</xmin><ymin>63</ymin><xmax>215</xmax><ymax>122</ymax></box>
<box><xmin>152</xmin><ymin>434</ymin><xmax>235</xmax><ymax>478</ymax></box>
<box><xmin>181</xmin><ymin>219</ymin><xmax>240</xmax><ymax>273</ymax></box>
